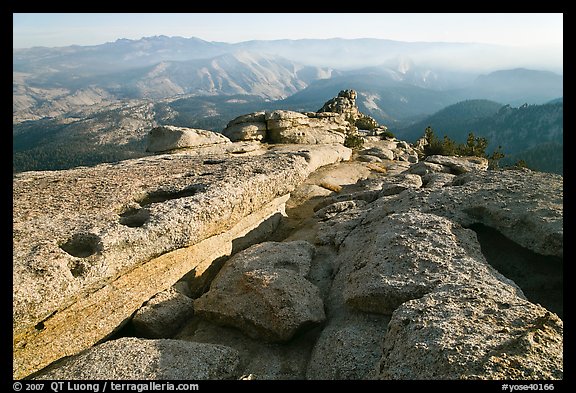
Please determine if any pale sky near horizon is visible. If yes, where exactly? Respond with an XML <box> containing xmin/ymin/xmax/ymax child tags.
<box><xmin>13</xmin><ymin>13</ymin><xmax>563</xmax><ymax>49</ymax></box>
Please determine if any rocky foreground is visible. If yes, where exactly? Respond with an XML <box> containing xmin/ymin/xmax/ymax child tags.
<box><xmin>13</xmin><ymin>91</ymin><xmax>562</xmax><ymax>380</ymax></box>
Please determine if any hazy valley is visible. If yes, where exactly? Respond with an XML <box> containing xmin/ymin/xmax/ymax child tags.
<box><xmin>13</xmin><ymin>36</ymin><xmax>563</xmax><ymax>174</ymax></box>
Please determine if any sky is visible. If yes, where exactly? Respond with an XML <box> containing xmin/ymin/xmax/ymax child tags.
<box><xmin>13</xmin><ymin>13</ymin><xmax>563</xmax><ymax>49</ymax></box>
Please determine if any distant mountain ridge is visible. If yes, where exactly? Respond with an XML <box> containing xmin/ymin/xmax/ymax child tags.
<box><xmin>465</xmin><ymin>68</ymin><xmax>563</xmax><ymax>106</ymax></box>
<box><xmin>107</xmin><ymin>51</ymin><xmax>335</xmax><ymax>100</ymax></box>
<box><xmin>13</xmin><ymin>36</ymin><xmax>563</xmax><ymax>123</ymax></box>
<box><xmin>14</xmin><ymin>35</ymin><xmax>562</xmax><ymax>72</ymax></box>
<box><xmin>9</xmin><ymin>36</ymin><xmax>502</xmax><ymax>71</ymax></box>
<box><xmin>13</xmin><ymin>50</ymin><xmax>335</xmax><ymax>122</ymax></box>
<box><xmin>13</xmin><ymin>36</ymin><xmax>232</xmax><ymax>73</ymax></box>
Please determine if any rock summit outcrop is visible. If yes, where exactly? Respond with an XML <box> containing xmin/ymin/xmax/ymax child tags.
<box><xmin>306</xmin><ymin>162</ymin><xmax>563</xmax><ymax>380</ymax></box>
<box><xmin>317</xmin><ymin>89</ymin><xmax>361</xmax><ymax>119</ymax></box>
<box><xmin>318</xmin><ymin>89</ymin><xmax>380</xmax><ymax>131</ymax></box>
<box><xmin>146</xmin><ymin>125</ymin><xmax>230</xmax><ymax>152</ymax></box>
<box><xmin>222</xmin><ymin>89</ymin><xmax>381</xmax><ymax>143</ymax></box>
<box><xmin>222</xmin><ymin>109</ymin><xmax>352</xmax><ymax>144</ymax></box>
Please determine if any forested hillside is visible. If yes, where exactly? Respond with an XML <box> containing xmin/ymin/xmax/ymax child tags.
<box><xmin>396</xmin><ymin>100</ymin><xmax>563</xmax><ymax>174</ymax></box>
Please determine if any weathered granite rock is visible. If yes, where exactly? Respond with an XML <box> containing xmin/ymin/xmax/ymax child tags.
<box><xmin>315</xmin><ymin>201</ymin><xmax>368</xmax><ymax>249</ymax></box>
<box><xmin>194</xmin><ymin>241</ymin><xmax>325</xmax><ymax>342</ymax></box>
<box><xmin>13</xmin><ymin>143</ymin><xmax>351</xmax><ymax>379</ymax></box>
<box><xmin>364</xmin><ymin>138</ymin><xmax>398</xmax><ymax>151</ymax></box>
<box><xmin>355</xmin><ymin>115</ymin><xmax>379</xmax><ymax>130</ymax></box>
<box><xmin>379</xmin><ymin>173</ymin><xmax>423</xmax><ymax>196</ymax></box>
<box><xmin>305</xmin><ymin>111</ymin><xmax>356</xmax><ymax>135</ymax></box>
<box><xmin>221</xmin><ymin>112</ymin><xmax>267</xmax><ymax>142</ymax></box>
<box><xmin>321</xmin><ymin>178</ymin><xmax>387</xmax><ymax>206</ymax></box>
<box><xmin>342</xmin><ymin>211</ymin><xmax>523</xmax><ymax>315</ymax></box>
<box><xmin>317</xmin><ymin>89</ymin><xmax>360</xmax><ymax>118</ymax></box>
<box><xmin>413</xmin><ymin>135</ymin><xmax>428</xmax><ymax>156</ymax></box>
<box><xmin>266</xmin><ymin>110</ymin><xmax>349</xmax><ymax>144</ymax></box>
<box><xmin>13</xmin><ymin>110</ymin><xmax>563</xmax><ymax>382</ymax></box>
<box><xmin>306</xmin><ymin>310</ymin><xmax>390</xmax><ymax>380</ymax></box>
<box><xmin>223</xmin><ymin>141</ymin><xmax>263</xmax><ymax>154</ymax></box>
<box><xmin>409</xmin><ymin>154</ymin><xmax>488</xmax><ymax>177</ymax></box>
<box><xmin>363</xmin><ymin>169</ymin><xmax>562</xmax><ymax>259</ymax></box>
<box><xmin>364</xmin><ymin>126</ymin><xmax>390</xmax><ymax>136</ymax></box>
<box><xmin>314</xmin><ymin>200</ymin><xmax>367</xmax><ymax>221</ymax></box>
<box><xmin>271</xmin><ymin>160</ymin><xmax>372</xmax><ymax>245</ymax></box>
<box><xmin>357</xmin><ymin>155</ymin><xmax>383</xmax><ymax>163</ymax></box>
<box><xmin>172</xmin><ymin>279</ymin><xmax>193</xmax><ymax>298</ymax></box>
<box><xmin>146</xmin><ymin>125</ymin><xmax>230</xmax><ymax>152</ymax></box>
<box><xmin>384</xmin><ymin>161</ymin><xmax>412</xmax><ymax>176</ymax></box>
<box><xmin>304</xmin><ymin>166</ymin><xmax>562</xmax><ymax>380</ymax></box>
<box><xmin>425</xmin><ymin>155</ymin><xmax>489</xmax><ymax>174</ymax></box>
<box><xmin>394</xmin><ymin>149</ymin><xmax>419</xmax><ymax>163</ymax></box>
<box><xmin>421</xmin><ymin>172</ymin><xmax>456</xmax><ymax>189</ymax></box>
<box><xmin>268</xmin><ymin>144</ymin><xmax>353</xmax><ymax>174</ymax></box>
<box><xmin>317</xmin><ymin>89</ymin><xmax>380</xmax><ymax>131</ymax></box>
<box><xmin>35</xmin><ymin>337</ymin><xmax>240</xmax><ymax>380</ymax></box>
<box><xmin>177</xmin><ymin>317</ymin><xmax>318</xmax><ymax>380</ymax></box>
<box><xmin>407</xmin><ymin>160</ymin><xmax>450</xmax><ymax>176</ymax></box>
<box><xmin>378</xmin><ymin>284</ymin><xmax>563</xmax><ymax>379</ymax></box>
<box><xmin>222</xmin><ymin>89</ymin><xmax>388</xmax><ymax>146</ymax></box>
<box><xmin>304</xmin><ymin>199</ymin><xmax>385</xmax><ymax>379</ymax></box>
<box><xmin>396</xmin><ymin>141</ymin><xmax>410</xmax><ymax>150</ymax></box>
<box><xmin>132</xmin><ymin>288</ymin><xmax>194</xmax><ymax>338</ymax></box>
<box><xmin>165</xmin><ymin>141</ymin><xmax>265</xmax><ymax>157</ymax></box>
<box><xmin>358</xmin><ymin>137</ymin><xmax>418</xmax><ymax>164</ymax></box>
<box><xmin>359</xmin><ymin>146</ymin><xmax>395</xmax><ymax>161</ymax></box>
<box><xmin>447</xmin><ymin>169</ymin><xmax>562</xmax><ymax>258</ymax></box>
<box><xmin>223</xmin><ymin>109</ymin><xmax>354</xmax><ymax>144</ymax></box>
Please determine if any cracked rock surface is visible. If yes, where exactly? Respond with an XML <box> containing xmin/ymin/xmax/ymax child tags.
<box><xmin>19</xmin><ymin>139</ymin><xmax>563</xmax><ymax>380</ymax></box>
<box><xmin>13</xmin><ymin>144</ymin><xmax>350</xmax><ymax>335</ymax></box>
<box><xmin>194</xmin><ymin>241</ymin><xmax>325</xmax><ymax>342</ymax></box>
<box><xmin>34</xmin><ymin>337</ymin><xmax>240</xmax><ymax>380</ymax></box>
<box><xmin>13</xmin><ymin>143</ymin><xmax>351</xmax><ymax>379</ymax></box>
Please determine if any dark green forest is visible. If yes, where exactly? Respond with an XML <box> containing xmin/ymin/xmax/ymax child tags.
<box><xmin>395</xmin><ymin>100</ymin><xmax>563</xmax><ymax>174</ymax></box>
<box><xmin>13</xmin><ymin>95</ymin><xmax>278</xmax><ymax>173</ymax></box>
<box><xmin>13</xmin><ymin>134</ymin><xmax>150</xmax><ymax>172</ymax></box>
